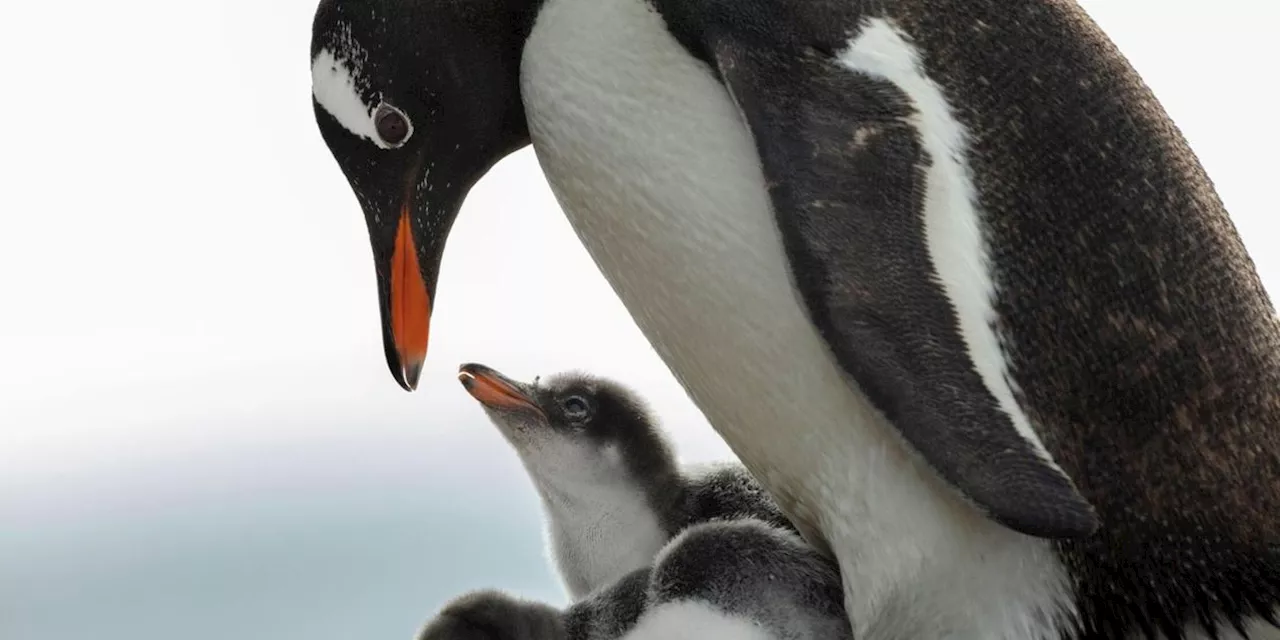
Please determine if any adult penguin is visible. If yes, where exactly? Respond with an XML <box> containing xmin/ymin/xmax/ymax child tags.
<box><xmin>309</xmin><ymin>0</ymin><xmax>1280</xmax><ymax>637</ymax></box>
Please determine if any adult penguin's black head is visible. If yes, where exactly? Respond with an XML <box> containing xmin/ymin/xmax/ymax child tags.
<box><xmin>310</xmin><ymin>0</ymin><xmax>539</xmax><ymax>390</ymax></box>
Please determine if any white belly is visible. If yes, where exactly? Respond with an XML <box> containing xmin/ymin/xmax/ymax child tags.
<box><xmin>521</xmin><ymin>0</ymin><xmax>1072</xmax><ymax>636</ymax></box>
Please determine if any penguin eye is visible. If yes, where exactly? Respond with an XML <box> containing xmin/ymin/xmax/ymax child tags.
<box><xmin>561</xmin><ymin>395</ymin><xmax>591</xmax><ymax>421</ymax></box>
<box><xmin>373</xmin><ymin>103</ymin><xmax>411</xmax><ymax>147</ymax></box>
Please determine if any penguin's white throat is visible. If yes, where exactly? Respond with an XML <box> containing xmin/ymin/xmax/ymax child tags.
<box><xmin>521</xmin><ymin>439</ymin><xmax>638</xmax><ymax>502</ymax></box>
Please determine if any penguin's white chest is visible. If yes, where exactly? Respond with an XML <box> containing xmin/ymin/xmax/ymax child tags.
<box><xmin>523</xmin><ymin>0</ymin><xmax>870</xmax><ymax>536</ymax></box>
<box><xmin>521</xmin><ymin>0</ymin><xmax>1071</xmax><ymax>637</ymax></box>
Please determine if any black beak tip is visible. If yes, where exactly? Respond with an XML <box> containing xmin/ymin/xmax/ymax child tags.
<box><xmin>383</xmin><ymin>339</ymin><xmax>419</xmax><ymax>393</ymax></box>
<box><xmin>402</xmin><ymin>360</ymin><xmax>423</xmax><ymax>392</ymax></box>
<box><xmin>388</xmin><ymin>363</ymin><xmax>414</xmax><ymax>392</ymax></box>
<box><xmin>457</xmin><ymin>362</ymin><xmax>492</xmax><ymax>378</ymax></box>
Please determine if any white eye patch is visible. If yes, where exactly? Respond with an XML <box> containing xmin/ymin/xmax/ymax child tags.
<box><xmin>311</xmin><ymin>46</ymin><xmax>407</xmax><ymax>149</ymax></box>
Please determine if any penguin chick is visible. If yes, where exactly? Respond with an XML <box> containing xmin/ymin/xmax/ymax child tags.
<box><xmin>457</xmin><ymin>362</ymin><xmax>796</xmax><ymax>599</ymax></box>
<box><xmin>418</xmin><ymin>519</ymin><xmax>848</xmax><ymax>640</ymax></box>
<box><xmin>625</xmin><ymin>518</ymin><xmax>850</xmax><ymax>640</ymax></box>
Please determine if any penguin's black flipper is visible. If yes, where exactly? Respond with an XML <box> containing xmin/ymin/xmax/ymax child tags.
<box><xmin>696</xmin><ymin>18</ymin><xmax>1098</xmax><ymax>539</ymax></box>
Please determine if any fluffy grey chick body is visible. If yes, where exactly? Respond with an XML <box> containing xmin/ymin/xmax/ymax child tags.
<box><xmin>418</xmin><ymin>518</ymin><xmax>849</xmax><ymax>640</ymax></box>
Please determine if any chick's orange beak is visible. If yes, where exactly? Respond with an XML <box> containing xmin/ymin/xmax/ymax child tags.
<box><xmin>390</xmin><ymin>206</ymin><xmax>431</xmax><ymax>390</ymax></box>
<box><xmin>457</xmin><ymin>363</ymin><xmax>541</xmax><ymax>414</ymax></box>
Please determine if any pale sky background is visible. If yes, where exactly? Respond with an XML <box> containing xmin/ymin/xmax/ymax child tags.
<box><xmin>0</xmin><ymin>2</ymin><xmax>1276</xmax><ymax>639</ymax></box>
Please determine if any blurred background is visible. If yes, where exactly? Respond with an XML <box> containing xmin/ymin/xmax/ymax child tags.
<box><xmin>0</xmin><ymin>1</ymin><xmax>1276</xmax><ymax>639</ymax></box>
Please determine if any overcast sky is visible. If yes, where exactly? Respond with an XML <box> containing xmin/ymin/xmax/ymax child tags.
<box><xmin>1</xmin><ymin>1</ymin><xmax>1277</xmax><ymax>639</ymax></box>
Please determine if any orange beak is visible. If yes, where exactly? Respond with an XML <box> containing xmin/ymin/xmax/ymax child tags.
<box><xmin>390</xmin><ymin>206</ymin><xmax>431</xmax><ymax>390</ymax></box>
<box><xmin>457</xmin><ymin>363</ymin><xmax>543</xmax><ymax>414</ymax></box>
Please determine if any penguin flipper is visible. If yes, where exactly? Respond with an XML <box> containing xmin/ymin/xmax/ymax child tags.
<box><xmin>707</xmin><ymin>31</ymin><xmax>1099</xmax><ymax>539</ymax></box>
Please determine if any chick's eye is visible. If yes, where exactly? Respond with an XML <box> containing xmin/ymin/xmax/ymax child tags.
<box><xmin>561</xmin><ymin>396</ymin><xmax>590</xmax><ymax>420</ymax></box>
<box><xmin>373</xmin><ymin>103</ymin><xmax>411</xmax><ymax>146</ymax></box>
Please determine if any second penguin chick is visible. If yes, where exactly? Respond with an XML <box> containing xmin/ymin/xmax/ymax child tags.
<box><xmin>457</xmin><ymin>363</ymin><xmax>796</xmax><ymax>600</ymax></box>
<box><xmin>417</xmin><ymin>518</ymin><xmax>849</xmax><ymax>640</ymax></box>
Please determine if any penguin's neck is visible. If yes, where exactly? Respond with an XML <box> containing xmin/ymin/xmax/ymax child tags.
<box><xmin>522</xmin><ymin>442</ymin><xmax>677</xmax><ymax>601</ymax></box>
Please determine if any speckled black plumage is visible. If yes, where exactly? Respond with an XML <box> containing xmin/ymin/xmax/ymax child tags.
<box><xmin>649</xmin><ymin>0</ymin><xmax>1280</xmax><ymax>637</ymax></box>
